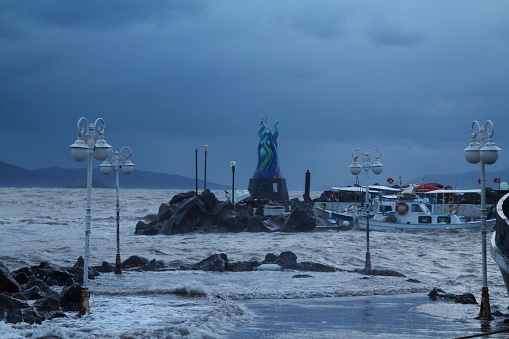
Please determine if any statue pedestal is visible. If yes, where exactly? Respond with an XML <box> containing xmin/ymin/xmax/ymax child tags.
<box><xmin>248</xmin><ymin>178</ymin><xmax>289</xmax><ymax>203</ymax></box>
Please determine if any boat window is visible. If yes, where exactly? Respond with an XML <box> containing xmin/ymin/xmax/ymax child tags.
<box><xmin>411</xmin><ymin>204</ymin><xmax>422</xmax><ymax>212</ymax></box>
<box><xmin>380</xmin><ymin>205</ymin><xmax>392</xmax><ymax>212</ymax></box>
<box><xmin>437</xmin><ymin>216</ymin><xmax>451</xmax><ymax>224</ymax></box>
<box><xmin>418</xmin><ymin>216</ymin><xmax>432</xmax><ymax>223</ymax></box>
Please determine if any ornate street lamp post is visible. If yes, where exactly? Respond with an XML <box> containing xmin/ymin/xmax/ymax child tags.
<box><xmin>230</xmin><ymin>161</ymin><xmax>236</xmax><ymax>205</ymax></box>
<box><xmin>69</xmin><ymin>117</ymin><xmax>112</xmax><ymax>316</ymax></box>
<box><xmin>100</xmin><ymin>147</ymin><xmax>134</xmax><ymax>274</ymax></box>
<box><xmin>349</xmin><ymin>148</ymin><xmax>383</xmax><ymax>271</ymax></box>
<box><xmin>203</xmin><ymin>145</ymin><xmax>209</xmax><ymax>191</ymax></box>
<box><xmin>465</xmin><ymin>120</ymin><xmax>501</xmax><ymax>320</ymax></box>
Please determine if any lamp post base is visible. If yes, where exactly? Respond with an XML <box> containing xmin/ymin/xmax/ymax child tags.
<box><xmin>365</xmin><ymin>252</ymin><xmax>371</xmax><ymax>271</ymax></box>
<box><xmin>79</xmin><ymin>288</ymin><xmax>90</xmax><ymax>316</ymax></box>
<box><xmin>479</xmin><ymin>286</ymin><xmax>492</xmax><ymax>320</ymax></box>
<box><xmin>114</xmin><ymin>254</ymin><xmax>122</xmax><ymax>274</ymax></box>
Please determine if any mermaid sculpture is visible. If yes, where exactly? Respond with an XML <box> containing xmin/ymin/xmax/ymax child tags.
<box><xmin>253</xmin><ymin>120</ymin><xmax>281</xmax><ymax>179</ymax></box>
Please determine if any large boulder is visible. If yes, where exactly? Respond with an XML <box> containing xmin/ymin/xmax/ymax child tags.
<box><xmin>0</xmin><ymin>266</ymin><xmax>20</xmax><ymax>294</ymax></box>
<box><xmin>122</xmin><ymin>255</ymin><xmax>150</xmax><ymax>269</ymax></box>
<box><xmin>158</xmin><ymin>202</ymin><xmax>173</xmax><ymax>220</ymax></box>
<box><xmin>0</xmin><ymin>293</ymin><xmax>42</xmax><ymax>324</ymax></box>
<box><xmin>193</xmin><ymin>254</ymin><xmax>228</xmax><ymax>272</ymax></box>
<box><xmin>159</xmin><ymin>197</ymin><xmax>209</xmax><ymax>235</ymax></box>
<box><xmin>296</xmin><ymin>262</ymin><xmax>337</xmax><ymax>272</ymax></box>
<box><xmin>428</xmin><ymin>287</ymin><xmax>477</xmax><ymax>304</ymax></box>
<box><xmin>60</xmin><ymin>283</ymin><xmax>82</xmax><ymax>312</ymax></box>
<box><xmin>273</xmin><ymin>251</ymin><xmax>298</xmax><ymax>269</ymax></box>
<box><xmin>281</xmin><ymin>210</ymin><xmax>316</xmax><ymax>232</ymax></box>
<box><xmin>135</xmin><ymin>220</ymin><xmax>162</xmax><ymax>235</ymax></box>
<box><xmin>216</xmin><ymin>209</ymin><xmax>250</xmax><ymax>233</ymax></box>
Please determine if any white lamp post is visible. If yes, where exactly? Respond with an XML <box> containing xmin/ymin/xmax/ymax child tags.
<box><xmin>465</xmin><ymin>120</ymin><xmax>501</xmax><ymax>320</ymax></box>
<box><xmin>203</xmin><ymin>145</ymin><xmax>209</xmax><ymax>191</ymax></box>
<box><xmin>349</xmin><ymin>148</ymin><xmax>383</xmax><ymax>271</ymax></box>
<box><xmin>230</xmin><ymin>161</ymin><xmax>236</xmax><ymax>205</ymax></box>
<box><xmin>100</xmin><ymin>147</ymin><xmax>134</xmax><ymax>274</ymax></box>
<box><xmin>69</xmin><ymin>117</ymin><xmax>111</xmax><ymax>316</ymax></box>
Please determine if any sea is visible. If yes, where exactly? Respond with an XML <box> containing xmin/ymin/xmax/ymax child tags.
<box><xmin>1</xmin><ymin>187</ymin><xmax>509</xmax><ymax>338</ymax></box>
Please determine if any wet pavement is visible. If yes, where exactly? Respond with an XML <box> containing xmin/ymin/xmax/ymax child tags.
<box><xmin>229</xmin><ymin>294</ymin><xmax>509</xmax><ymax>338</ymax></box>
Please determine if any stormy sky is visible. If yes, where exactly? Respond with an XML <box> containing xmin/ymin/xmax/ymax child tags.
<box><xmin>1</xmin><ymin>1</ymin><xmax>508</xmax><ymax>190</ymax></box>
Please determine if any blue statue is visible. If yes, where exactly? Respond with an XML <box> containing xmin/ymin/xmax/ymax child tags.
<box><xmin>253</xmin><ymin>120</ymin><xmax>281</xmax><ymax>179</ymax></box>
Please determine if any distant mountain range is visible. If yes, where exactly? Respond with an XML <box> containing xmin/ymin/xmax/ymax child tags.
<box><xmin>0</xmin><ymin>161</ymin><xmax>226</xmax><ymax>190</ymax></box>
<box><xmin>1</xmin><ymin>161</ymin><xmax>508</xmax><ymax>191</ymax></box>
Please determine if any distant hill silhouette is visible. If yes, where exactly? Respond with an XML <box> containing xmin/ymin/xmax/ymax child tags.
<box><xmin>0</xmin><ymin>161</ymin><xmax>226</xmax><ymax>190</ymax></box>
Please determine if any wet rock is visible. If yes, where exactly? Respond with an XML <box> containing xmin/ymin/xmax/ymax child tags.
<box><xmin>296</xmin><ymin>262</ymin><xmax>337</xmax><ymax>272</ymax></box>
<box><xmin>169</xmin><ymin>191</ymin><xmax>197</xmax><ymax>205</ymax></box>
<box><xmin>19</xmin><ymin>285</ymin><xmax>45</xmax><ymax>300</ymax></box>
<box><xmin>262</xmin><ymin>253</ymin><xmax>278</xmax><ymax>264</ymax></box>
<box><xmin>60</xmin><ymin>283</ymin><xmax>82</xmax><ymax>312</ymax></box>
<box><xmin>0</xmin><ymin>265</ymin><xmax>20</xmax><ymax>293</ymax></box>
<box><xmin>25</xmin><ymin>277</ymin><xmax>60</xmax><ymax>300</ymax></box>
<box><xmin>193</xmin><ymin>254</ymin><xmax>228</xmax><ymax>272</ymax></box>
<box><xmin>143</xmin><ymin>259</ymin><xmax>167</xmax><ymax>271</ymax></box>
<box><xmin>135</xmin><ymin>220</ymin><xmax>162</xmax><ymax>235</ymax></box>
<box><xmin>281</xmin><ymin>210</ymin><xmax>316</xmax><ymax>232</ymax></box>
<box><xmin>160</xmin><ymin>197</ymin><xmax>208</xmax><ymax>235</ymax></box>
<box><xmin>428</xmin><ymin>287</ymin><xmax>477</xmax><ymax>304</ymax></box>
<box><xmin>227</xmin><ymin>261</ymin><xmax>260</xmax><ymax>272</ymax></box>
<box><xmin>34</xmin><ymin>296</ymin><xmax>61</xmax><ymax>320</ymax></box>
<box><xmin>216</xmin><ymin>209</ymin><xmax>250</xmax><ymax>233</ymax></box>
<box><xmin>122</xmin><ymin>255</ymin><xmax>150</xmax><ymax>269</ymax></box>
<box><xmin>12</xmin><ymin>271</ymin><xmax>29</xmax><ymax>285</ymax></box>
<box><xmin>32</xmin><ymin>266</ymin><xmax>73</xmax><ymax>287</ymax></box>
<box><xmin>0</xmin><ymin>293</ymin><xmax>42</xmax><ymax>324</ymax></box>
<box><xmin>354</xmin><ymin>268</ymin><xmax>406</xmax><ymax>278</ymax></box>
<box><xmin>158</xmin><ymin>202</ymin><xmax>173</xmax><ymax>220</ymax></box>
<box><xmin>274</xmin><ymin>251</ymin><xmax>298</xmax><ymax>269</ymax></box>
<box><xmin>95</xmin><ymin>261</ymin><xmax>114</xmax><ymax>273</ymax></box>
<box><xmin>245</xmin><ymin>215</ymin><xmax>265</xmax><ymax>232</ymax></box>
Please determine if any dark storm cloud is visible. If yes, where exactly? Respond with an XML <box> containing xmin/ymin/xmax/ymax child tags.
<box><xmin>1</xmin><ymin>1</ymin><xmax>508</xmax><ymax>189</ymax></box>
<box><xmin>0</xmin><ymin>1</ymin><xmax>206</xmax><ymax>35</ymax></box>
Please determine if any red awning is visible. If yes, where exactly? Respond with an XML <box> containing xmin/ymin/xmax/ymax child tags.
<box><xmin>415</xmin><ymin>185</ymin><xmax>442</xmax><ymax>192</ymax></box>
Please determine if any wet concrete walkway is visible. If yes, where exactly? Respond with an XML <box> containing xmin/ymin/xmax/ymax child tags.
<box><xmin>229</xmin><ymin>294</ymin><xmax>509</xmax><ymax>338</ymax></box>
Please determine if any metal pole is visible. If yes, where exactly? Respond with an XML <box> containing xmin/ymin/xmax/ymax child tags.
<box><xmin>232</xmin><ymin>165</ymin><xmax>235</xmax><ymax>206</ymax></box>
<box><xmin>204</xmin><ymin>150</ymin><xmax>207</xmax><ymax>191</ymax></box>
<box><xmin>114</xmin><ymin>157</ymin><xmax>121</xmax><ymax>275</ymax></box>
<box><xmin>79</xmin><ymin>124</ymin><xmax>93</xmax><ymax>316</ymax></box>
<box><xmin>195</xmin><ymin>149</ymin><xmax>198</xmax><ymax>194</ymax></box>
<box><xmin>364</xmin><ymin>163</ymin><xmax>371</xmax><ymax>270</ymax></box>
<box><xmin>479</xmin><ymin>158</ymin><xmax>491</xmax><ymax>319</ymax></box>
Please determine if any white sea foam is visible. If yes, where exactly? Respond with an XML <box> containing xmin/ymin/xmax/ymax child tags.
<box><xmin>0</xmin><ymin>188</ymin><xmax>508</xmax><ymax>337</ymax></box>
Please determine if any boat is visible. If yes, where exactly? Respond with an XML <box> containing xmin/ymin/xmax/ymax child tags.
<box><xmin>314</xmin><ymin>185</ymin><xmax>400</xmax><ymax>229</ymax></box>
<box><xmin>490</xmin><ymin>192</ymin><xmax>509</xmax><ymax>296</ymax></box>
<box><xmin>355</xmin><ymin>195</ymin><xmax>496</xmax><ymax>231</ymax></box>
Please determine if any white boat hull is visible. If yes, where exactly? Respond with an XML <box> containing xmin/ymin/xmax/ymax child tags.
<box><xmin>356</xmin><ymin>217</ymin><xmax>495</xmax><ymax>231</ymax></box>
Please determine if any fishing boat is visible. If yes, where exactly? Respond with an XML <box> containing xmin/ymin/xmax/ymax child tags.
<box><xmin>490</xmin><ymin>192</ymin><xmax>509</xmax><ymax>296</ymax></box>
<box><xmin>355</xmin><ymin>196</ymin><xmax>495</xmax><ymax>231</ymax></box>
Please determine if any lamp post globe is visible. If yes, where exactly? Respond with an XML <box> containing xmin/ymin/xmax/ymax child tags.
<box><xmin>93</xmin><ymin>137</ymin><xmax>112</xmax><ymax>161</ymax></box>
<box><xmin>371</xmin><ymin>160</ymin><xmax>384</xmax><ymax>175</ymax></box>
<box><xmin>122</xmin><ymin>159</ymin><xmax>135</xmax><ymax>174</ymax></box>
<box><xmin>349</xmin><ymin>159</ymin><xmax>362</xmax><ymax>176</ymax></box>
<box><xmin>100</xmin><ymin>160</ymin><xmax>113</xmax><ymax>175</ymax></box>
<box><xmin>69</xmin><ymin>135</ymin><xmax>89</xmax><ymax>162</ymax></box>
